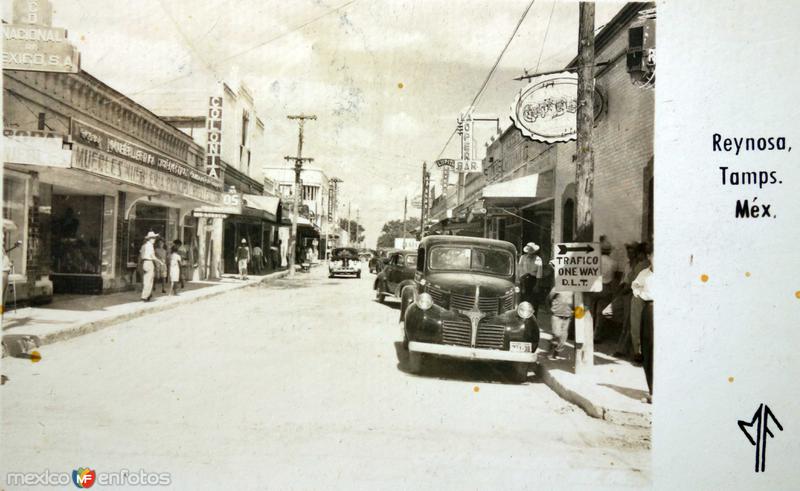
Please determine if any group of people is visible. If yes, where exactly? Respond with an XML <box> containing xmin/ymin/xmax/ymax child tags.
<box><xmin>139</xmin><ymin>231</ymin><xmax>192</xmax><ymax>302</ymax></box>
<box><xmin>515</xmin><ymin>237</ymin><xmax>654</xmax><ymax>404</ymax></box>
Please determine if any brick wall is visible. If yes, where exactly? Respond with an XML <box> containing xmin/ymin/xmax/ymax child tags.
<box><xmin>553</xmin><ymin>12</ymin><xmax>655</xmax><ymax>266</ymax></box>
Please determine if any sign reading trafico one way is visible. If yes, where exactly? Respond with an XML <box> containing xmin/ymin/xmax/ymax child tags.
<box><xmin>553</xmin><ymin>242</ymin><xmax>602</xmax><ymax>292</ymax></box>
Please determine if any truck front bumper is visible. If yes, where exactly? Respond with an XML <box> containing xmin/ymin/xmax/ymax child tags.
<box><xmin>408</xmin><ymin>341</ymin><xmax>538</xmax><ymax>363</ymax></box>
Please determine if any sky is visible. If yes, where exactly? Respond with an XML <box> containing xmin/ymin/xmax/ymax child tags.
<box><xmin>4</xmin><ymin>0</ymin><xmax>625</xmax><ymax>247</ymax></box>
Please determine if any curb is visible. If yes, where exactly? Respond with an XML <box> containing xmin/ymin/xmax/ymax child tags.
<box><xmin>535</xmin><ymin>361</ymin><xmax>652</xmax><ymax>428</ymax></box>
<box><xmin>3</xmin><ymin>270</ymin><xmax>290</xmax><ymax>352</ymax></box>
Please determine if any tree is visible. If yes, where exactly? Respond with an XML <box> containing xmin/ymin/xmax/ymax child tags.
<box><xmin>377</xmin><ymin>217</ymin><xmax>420</xmax><ymax>248</ymax></box>
<box><xmin>339</xmin><ymin>218</ymin><xmax>365</xmax><ymax>245</ymax></box>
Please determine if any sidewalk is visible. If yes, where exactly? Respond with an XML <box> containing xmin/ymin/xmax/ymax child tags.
<box><xmin>1</xmin><ymin>269</ymin><xmax>290</xmax><ymax>357</ymax></box>
<box><xmin>534</xmin><ymin>310</ymin><xmax>652</xmax><ymax>428</ymax></box>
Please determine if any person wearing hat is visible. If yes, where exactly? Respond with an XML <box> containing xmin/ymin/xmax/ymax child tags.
<box><xmin>139</xmin><ymin>231</ymin><xmax>164</xmax><ymax>302</ymax></box>
<box><xmin>517</xmin><ymin>242</ymin><xmax>543</xmax><ymax>314</ymax></box>
<box><xmin>236</xmin><ymin>238</ymin><xmax>251</xmax><ymax>280</ymax></box>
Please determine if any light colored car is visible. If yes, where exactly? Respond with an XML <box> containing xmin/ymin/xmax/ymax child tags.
<box><xmin>329</xmin><ymin>247</ymin><xmax>361</xmax><ymax>278</ymax></box>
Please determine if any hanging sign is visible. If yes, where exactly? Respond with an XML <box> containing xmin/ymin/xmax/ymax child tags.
<box><xmin>510</xmin><ymin>72</ymin><xmax>606</xmax><ymax>143</ymax></box>
<box><xmin>206</xmin><ymin>96</ymin><xmax>223</xmax><ymax>179</ymax></box>
<box><xmin>455</xmin><ymin>159</ymin><xmax>482</xmax><ymax>173</ymax></box>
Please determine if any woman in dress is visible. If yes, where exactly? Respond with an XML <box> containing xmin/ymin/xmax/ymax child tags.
<box><xmin>154</xmin><ymin>238</ymin><xmax>168</xmax><ymax>294</ymax></box>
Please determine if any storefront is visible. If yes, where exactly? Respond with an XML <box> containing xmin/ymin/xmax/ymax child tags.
<box><xmin>3</xmin><ymin>69</ymin><xmax>223</xmax><ymax>302</ymax></box>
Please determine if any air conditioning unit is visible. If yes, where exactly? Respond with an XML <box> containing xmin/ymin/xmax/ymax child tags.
<box><xmin>626</xmin><ymin>19</ymin><xmax>656</xmax><ymax>74</ymax></box>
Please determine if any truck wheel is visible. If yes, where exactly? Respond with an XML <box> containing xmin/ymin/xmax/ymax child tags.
<box><xmin>408</xmin><ymin>350</ymin><xmax>425</xmax><ymax>374</ymax></box>
<box><xmin>511</xmin><ymin>363</ymin><xmax>530</xmax><ymax>383</ymax></box>
<box><xmin>356</xmin><ymin>271</ymin><xmax>361</xmax><ymax>279</ymax></box>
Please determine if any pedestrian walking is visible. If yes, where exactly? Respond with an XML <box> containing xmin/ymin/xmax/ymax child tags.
<box><xmin>547</xmin><ymin>286</ymin><xmax>574</xmax><ymax>360</ymax></box>
<box><xmin>2</xmin><ymin>247</ymin><xmax>12</xmax><ymax>316</ymax></box>
<box><xmin>139</xmin><ymin>231</ymin><xmax>163</xmax><ymax>302</ymax></box>
<box><xmin>517</xmin><ymin>242</ymin><xmax>543</xmax><ymax>314</ymax></box>
<box><xmin>154</xmin><ymin>238</ymin><xmax>168</xmax><ymax>294</ymax></box>
<box><xmin>628</xmin><ymin>242</ymin><xmax>651</xmax><ymax>363</ymax></box>
<box><xmin>632</xmin><ymin>247</ymin><xmax>654</xmax><ymax>403</ymax></box>
<box><xmin>168</xmin><ymin>245</ymin><xmax>182</xmax><ymax>296</ymax></box>
<box><xmin>236</xmin><ymin>239</ymin><xmax>250</xmax><ymax>280</ymax></box>
<box><xmin>593</xmin><ymin>236</ymin><xmax>619</xmax><ymax>343</ymax></box>
<box><xmin>252</xmin><ymin>244</ymin><xmax>264</xmax><ymax>275</ymax></box>
<box><xmin>174</xmin><ymin>239</ymin><xmax>189</xmax><ymax>289</ymax></box>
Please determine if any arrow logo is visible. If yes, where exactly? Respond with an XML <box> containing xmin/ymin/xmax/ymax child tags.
<box><xmin>557</xmin><ymin>244</ymin><xmax>594</xmax><ymax>255</ymax></box>
<box><xmin>738</xmin><ymin>403</ymin><xmax>783</xmax><ymax>472</ymax></box>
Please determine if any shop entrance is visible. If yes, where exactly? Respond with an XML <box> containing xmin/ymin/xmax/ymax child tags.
<box><xmin>223</xmin><ymin>219</ymin><xmax>265</xmax><ymax>274</ymax></box>
<box><xmin>50</xmin><ymin>193</ymin><xmax>114</xmax><ymax>294</ymax></box>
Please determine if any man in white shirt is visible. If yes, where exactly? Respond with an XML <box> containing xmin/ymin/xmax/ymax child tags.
<box><xmin>632</xmin><ymin>250</ymin><xmax>654</xmax><ymax>402</ymax></box>
<box><xmin>140</xmin><ymin>231</ymin><xmax>161</xmax><ymax>301</ymax></box>
<box><xmin>517</xmin><ymin>242</ymin><xmax>543</xmax><ymax>313</ymax></box>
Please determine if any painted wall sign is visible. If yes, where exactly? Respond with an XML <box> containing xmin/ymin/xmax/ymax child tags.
<box><xmin>3</xmin><ymin>0</ymin><xmax>79</xmax><ymax>73</ymax></box>
<box><xmin>71</xmin><ymin>144</ymin><xmax>223</xmax><ymax>205</ymax></box>
<box><xmin>71</xmin><ymin>120</ymin><xmax>220</xmax><ymax>189</ymax></box>
<box><xmin>206</xmin><ymin>96</ymin><xmax>223</xmax><ymax>179</ymax></box>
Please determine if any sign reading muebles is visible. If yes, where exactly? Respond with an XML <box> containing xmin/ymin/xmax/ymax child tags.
<box><xmin>72</xmin><ymin>145</ymin><xmax>223</xmax><ymax>204</ymax></box>
<box><xmin>72</xmin><ymin>120</ymin><xmax>220</xmax><ymax>189</ymax></box>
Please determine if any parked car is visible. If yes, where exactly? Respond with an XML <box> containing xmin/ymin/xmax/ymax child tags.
<box><xmin>401</xmin><ymin>235</ymin><xmax>539</xmax><ymax>383</ymax></box>
<box><xmin>374</xmin><ymin>250</ymin><xmax>417</xmax><ymax>303</ymax></box>
<box><xmin>329</xmin><ymin>247</ymin><xmax>361</xmax><ymax>278</ymax></box>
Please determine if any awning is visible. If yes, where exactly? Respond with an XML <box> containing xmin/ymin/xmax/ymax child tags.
<box><xmin>481</xmin><ymin>172</ymin><xmax>551</xmax><ymax>207</ymax></box>
<box><xmin>242</xmin><ymin>195</ymin><xmax>281</xmax><ymax>222</ymax></box>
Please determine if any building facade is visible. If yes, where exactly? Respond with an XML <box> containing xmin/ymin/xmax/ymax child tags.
<box><xmin>3</xmin><ymin>69</ymin><xmax>223</xmax><ymax>302</ymax></box>
<box><xmin>428</xmin><ymin>2</ymin><xmax>654</xmax><ymax>270</ymax></box>
<box><xmin>161</xmin><ymin>82</ymin><xmax>281</xmax><ymax>277</ymax></box>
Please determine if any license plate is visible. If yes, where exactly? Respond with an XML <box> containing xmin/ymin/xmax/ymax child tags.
<box><xmin>509</xmin><ymin>342</ymin><xmax>532</xmax><ymax>353</ymax></box>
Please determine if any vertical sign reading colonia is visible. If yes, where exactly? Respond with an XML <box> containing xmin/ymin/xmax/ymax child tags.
<box><xmin>206</xmin><ymin>96</ymin><xmax>223</xmax><ymax>179</ymax></box>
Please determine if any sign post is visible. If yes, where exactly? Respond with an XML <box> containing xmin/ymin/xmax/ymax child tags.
<box><xmin>553</xmin><ymin>242</ymin><xmax>601</xmax><ymax>374</ymax></box>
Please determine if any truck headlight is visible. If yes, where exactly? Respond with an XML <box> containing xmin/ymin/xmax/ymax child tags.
<box><xmin>517</xmin><ymin>301</ymin><xmax>534</xmax><ymax>319</ymax></box>
<box><xmin>417</xmin><ymin>292</ymin><xmax>433</xmax><ymax>311</ymax></box>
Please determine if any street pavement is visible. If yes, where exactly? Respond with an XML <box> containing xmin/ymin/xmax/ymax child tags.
<box><xmin>1</xmin><ymin>265</ymin><xmax>650</xmax><ymax>490</ymax></box>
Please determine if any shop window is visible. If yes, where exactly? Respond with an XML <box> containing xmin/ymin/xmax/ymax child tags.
<box><xmin>51</xmin><ymin>194</ymin><xmax>104</xmax><ymax>275</ymax></box>
<box><xmin>302</xmin><ymin>185</ymin><xmax>318</xmax><ymax>201</ymax></box>
<box><xmin>562</xmin><ymin>199</ymin><xmax>575</xmax><ymax>242</ymax></box>
<box><xmin>101</xmin><ymin>196</ymin><xmax>116</xmax><ymax>276</ymax></box>
<box><xmin>3</xmin><ymin>173</ymin><xmax>28</xmax><ymax>277</ymax></box>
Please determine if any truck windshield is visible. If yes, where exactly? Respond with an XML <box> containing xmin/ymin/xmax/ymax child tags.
<box><xmin>428</xmin><ymin>246</ymin><xmax>513</xmax><ymax>276</ymax></box>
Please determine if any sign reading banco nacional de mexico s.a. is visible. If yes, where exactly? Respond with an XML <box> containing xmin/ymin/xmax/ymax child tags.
<box><xmin>2</xmin><ymin>0</ymin><xmax>80</xmax><ymax>73</ymax></box>
<box><xmin>510</xmin><ymin>72</ymin><xmax>606</xmax><ymax>144</ymax></box>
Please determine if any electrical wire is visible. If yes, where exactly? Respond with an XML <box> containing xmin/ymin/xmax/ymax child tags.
<box><xmin>532</xmin><ymin>0</ymin><xmax>556</xmax><ymax>75</ymax></box>
<box><xmin>435</xmin><ymin>0</ymin><xmax>535</xmax><ymax>160</ymax></box>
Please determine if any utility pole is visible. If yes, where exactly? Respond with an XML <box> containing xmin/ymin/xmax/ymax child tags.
<box><xmin>285</xmin><ymin>114</ymin><xmax>317</xmax><ymax>278</ymax></box>
<box><xmin>419</xmin><ymin>161</ymin><xmax>429</xmax><ymax>238</ymax></box>
<box><xmin>402</xmin><ymin>195</ymin><xmax>408</xmax><ymax>247</ymax></box>
<box><xmin>330</xmin><ymin>177</ymin><xmax>342</xmax><ymax>252</ymax></box>
<box><xmin>347</xmin><ymin>202</ymin><xmax>352</xmax><ymax>245</ymax></box>
<box><xmin>574</xmin><ymin>2</ymin><xmax>596</xmax><ymax>375</ymax></box>
<box><xmin>355</xmin><ymin>209</ymin><xmax>361</xmax><ymax>248</ymax></box>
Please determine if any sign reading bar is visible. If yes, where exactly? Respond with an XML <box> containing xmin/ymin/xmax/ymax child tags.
<box><xmin>455</xmin><ymin>159</ymin><xmax>482</xmax><ymax>173</ymax></box>
<box><xmin>206</xmin><ymin>96</ymin><xmax>223</xmax><ymax>179</ymax></box>
<box><xmin>553</xmin><ymin>242</ymin><xmax>602</xmax><ymax>292</ymax></box>
<box><xmin>3</xmin><ymin>0</ymin><xmax>80</xmax><ymax>73</ymax></box>
<box><xmin>72</xmin><ymin>120</ymin><xmax>220</xmax><ymax>189</ymax></box>
<box><xmin>72</xmin><ymin>144</ymin><xmax>223</xmax><ymax>205</ymax></box>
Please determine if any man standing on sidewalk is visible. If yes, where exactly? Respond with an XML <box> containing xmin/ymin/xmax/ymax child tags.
<box><xmin>628</xmin><ymin>242</ymin><xmax>651</xmax><ymax>363</ymax></box>
<box><xmin>517</xmin><ymin>242</ymin><xmax>543</xmax><ymax>314</ymax></box>
<box><xmin>140</xmin><ymin>231</ymin><xmax>162</xmax><ymax>302</ymax></box>
<box><xmin>236</xmin><ymin>239</ymin><xmax>250</xmax><ymax>280</ymax></box>
<box><xmin>632</xmin><ymin>248</ymin><xmax>654</xmax><ymax>403</ymax></box>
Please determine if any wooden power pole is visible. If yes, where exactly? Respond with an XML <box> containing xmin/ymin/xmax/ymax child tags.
<box><xmin>574</xmin><ymin>2</ymin><xmax>596</xmax><ymax>374</ymax></box>
<box><xmin>419</xmin><ymin>161</ymin><xmax>429</xmax><ymax>238</ymax></box>
<box><xmin>285</xmin><ymin>114</ymin><xmax>316</xmax><ymax>278</ymax></box>
<box><xmin>402</xmin><ymin>195</ymin><xmax>408</xmax><ymax>246</ymax></box>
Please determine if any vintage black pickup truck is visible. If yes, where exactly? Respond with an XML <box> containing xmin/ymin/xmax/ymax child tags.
<box><xmin>401</xmin><ymin>235</ymin><xmax>539</xmax><ymax>383</ymax></box>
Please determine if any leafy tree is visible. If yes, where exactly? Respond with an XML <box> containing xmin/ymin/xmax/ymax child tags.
<box><xmin>339</xmin><ymin>218</ymin><xmax>365</xmax><ymax>244</ymax></box>
<box><xmin>377</xmin><ymin>217</ymin><xmax>420</xmax><ymax>248</ymax></box>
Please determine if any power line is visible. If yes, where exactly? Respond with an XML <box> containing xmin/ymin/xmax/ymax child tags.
<box><xmin>435</xmin><ymin>0</ymin><xmax>535</xmax><ymax>160</ymax></box>
<box><xmin>533</xmin><ymin>0</ymin><xmax>557</xmax><ymax>75</ymax></box>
